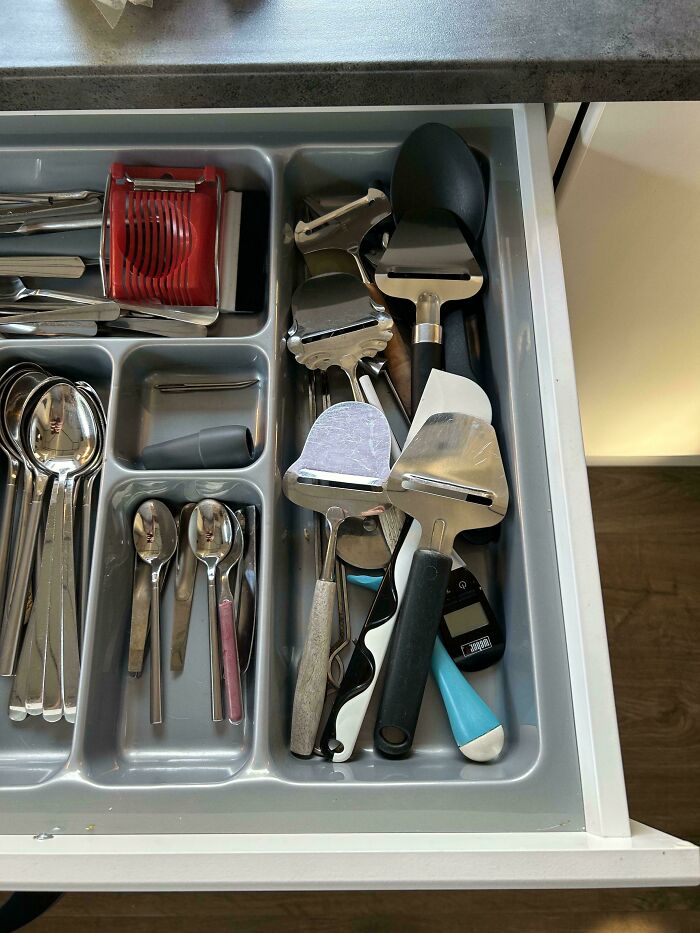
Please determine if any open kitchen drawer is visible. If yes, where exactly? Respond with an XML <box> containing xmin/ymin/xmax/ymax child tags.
<box><xmin>0</xmin><ymin>104</ymin><xmax>695</xmax><ymax>890</ymax></box>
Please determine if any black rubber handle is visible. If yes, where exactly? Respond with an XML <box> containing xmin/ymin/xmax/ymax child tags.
<box><xmin>374</xmin><ymin>548</ymin><xmax>452</xmax><ymax>758</ymax></box>
<box><xmin>411</xmin><ymin>340</ymin><xmax>442</xmax><ymax>413</ymax></box>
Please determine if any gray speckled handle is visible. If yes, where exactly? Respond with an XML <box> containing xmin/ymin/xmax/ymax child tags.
<box><xmin>290</xmin><ymin>579</ymin><xmax>336</xmax><ymax>757</ymax></box>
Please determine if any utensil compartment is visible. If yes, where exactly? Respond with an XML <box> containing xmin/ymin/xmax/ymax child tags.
<box><xmin>267</xmin><ymin>120</ymin><xmax>583</xmax><ymax>824</ymax></box>
<box><xmin>81</xmin><ymin>476</ymin><xmax>262</xmax><ymax>787</ymax></box>
<box><xmin>0</xmin><ymin>344</ymin><xmax>113</xmax><ymax>786</ymax></box>
<box><xmin>112</xmin><ymin>344</ymin><xmax>267</xmax><ymax>471</ymax></box>
<box><xmin>0</xmin><ymin>144</ymin><xmax>272</xmax><ymax>333</ymax></box>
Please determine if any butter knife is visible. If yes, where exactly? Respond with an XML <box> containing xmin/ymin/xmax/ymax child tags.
<box><xmin>235</xmin><ymin>506</ymin><xmax>258</xmax><ymax>674</ymax></box>
<box><xmin>128</xmin><ymin>558</ymin><xmax>151</xmax><ymax>676</ymax></box>
<box><xmin>170</xmin><ymin>503</ymin><xmax>197</xmax><ymax>672</ymax></box>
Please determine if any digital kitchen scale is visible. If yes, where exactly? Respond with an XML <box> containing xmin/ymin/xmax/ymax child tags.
<box><xmin>438</xmin><ymin>566</ymin><xmax>505</xmax><ymax>671</ymax></box>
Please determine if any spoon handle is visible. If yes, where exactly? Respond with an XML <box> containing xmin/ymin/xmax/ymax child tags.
<box><xmin>150</xmin><ymin>573</ymin><xmax>163</xmax><ymax>725</ymax></box>
<box><xmin>61</xmin><ymin>477</ymin><xmax>80</xmax><ymax>723</ymax></box>
<box><xmin>0</xmin><ymin>470</ymin><xmax>46</xmax><ymax>676</ymax></box>
<box><xmin>0</xmin><ymin>455</ymin><xmax>19</xmax><ymax>631</ymax></box>
<box><xmin>207</xmin><ymin>575</ymin><xmax>224</xmax><ymax>722</ymax></box>
<box><xmin>79</xmin><ymin>469</ymin><xmax>99</xmax><ymax>641</ymax></box>
<box><xmin>128</xmin><ymin>558</ymin><xmax>151</xmax><ymax>677</ymax></box>
<box><xmin>217</xmin><ymin>597</ymin><xmax>243</xmax><ymax>724</ymax></box>
<box><xmin>24</xmin><ymin>476</ymin><xmax>62</xmax><ymax>715</ymax></box>
<box><xmin>4</xmin><ymin>467</ymin><xmax>34</xmax><ymax>626</ymax></box>
<box><xmin>42</xmin><ymin>478</ymin><xmax>68</xmax><ymax>721</ymax></box>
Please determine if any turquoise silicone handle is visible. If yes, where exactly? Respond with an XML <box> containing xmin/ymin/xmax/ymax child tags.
<box><xmin>431</xmin><ymin>637</ymin><xmax>501</xmax><ymax>752</ymax></box>
<box><xmin>346</xmin><ymin>573</ymin><xmax>382</xmax><ymax>592</ymax></box>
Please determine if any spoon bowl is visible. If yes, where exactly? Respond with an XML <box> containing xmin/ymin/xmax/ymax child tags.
<box><xmin>27</xmin><ymin>381</ymin><xmax>98</xmax><ymax>478</ymax></box>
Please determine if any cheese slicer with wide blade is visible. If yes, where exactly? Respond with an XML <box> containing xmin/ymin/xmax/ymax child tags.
<box><xmin>375</xmin><ymin>412</ymin><xmax>508</xmax><ymax>758</ymax></box>
<box><xmin>287</xmin><ymin>273</ymin><xmax>393</xmax><ymax>401</ymax></box>
<box><xmin>375</xmin><ymin>208</ymin><xmax>483</xmax><ymax>412</ymax></box>
<box><xmin>283</xmin><ymin>401</ymin><xmax>392</xmax><ymax>757</ymax></box>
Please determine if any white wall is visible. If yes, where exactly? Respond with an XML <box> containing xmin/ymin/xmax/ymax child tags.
<box><xmin>556</xmin><ymin>102</ymin><xmax>700</xmax><ymax>464</ymax></box>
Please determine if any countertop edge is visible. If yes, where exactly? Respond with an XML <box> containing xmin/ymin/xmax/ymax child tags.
<box><xmin>1</xmin><ymin>60</ymin><xmax>699</xmax><ymax>110</ymax></box>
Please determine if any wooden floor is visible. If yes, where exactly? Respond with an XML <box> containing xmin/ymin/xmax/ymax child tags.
<box><xmin>15</xmin><ymin>469</ymin><xmax>700</xmax><ymax>931</ymax></box>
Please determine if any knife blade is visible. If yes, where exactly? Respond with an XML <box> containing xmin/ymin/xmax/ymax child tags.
<box><xmin>235</xmin><ymin>506</ymin><xmax>258</xmax><ymax>674</ymax></box>
<box><xmin>170</xmin><ymin>503</ymin><xmax>198</xmax><ymax>672</ymax></box>
<box><xmin>128</xmin><ymin>558</ymin><xmax>151</xmax><ymax>677</ymax></box>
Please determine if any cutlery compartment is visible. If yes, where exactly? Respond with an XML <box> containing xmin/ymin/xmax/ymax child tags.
<box><xmin>80</xmin><ymin>473</ymin><xmax>262</xmax><ymax>787</ymax></box>
<box><xmin>0</xmin><ymin>344</ymin><xmax>113</xmax><ymax>786</ymax></box>
<box><xmin>111</xmin><ymin>344</ymin><xmax>268</xmax><ymax>471</ymax></box>
<box><xmin>0</xmin><ymin>144</ymin><xmax>273</xmax><ymax>334</ymax></box>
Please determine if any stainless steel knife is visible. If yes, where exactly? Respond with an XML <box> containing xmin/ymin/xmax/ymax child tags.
<box><xmin>235</xmin><ymin>506</ymin><xmax>258</xmax><ymax>674</ymax></box>
<box><xmin>128</xmin><ymin>558</ymin><xmax>151</xmax><ymax>677</ymax></box>
<box><xmin>170</xmin><ymin>503</ymin><xmax>197</xmax><ymax>672</ymax></box>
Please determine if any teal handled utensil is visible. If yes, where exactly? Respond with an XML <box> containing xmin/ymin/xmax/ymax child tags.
<box><xmin>347</xmin><ymin>573</ymin><xmax>382</xmax><ymax>591</ymax></box>
<box><xmin>431</xmin><ymin>638</ymin><xmax>503</xmax><ymax>761</ymax></box>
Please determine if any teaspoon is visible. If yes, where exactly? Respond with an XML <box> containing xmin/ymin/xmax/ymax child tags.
<box><xmin>189</xmin><ymin>500</ymin><xmax>233</xmax><ymax>723</ymax></box>
<box><xmin>133</xmin><ymin>500</ymin><xmax>177</xmax><ymax>725</ymax></box>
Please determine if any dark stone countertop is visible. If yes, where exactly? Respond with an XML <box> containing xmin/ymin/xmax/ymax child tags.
<box><xmin>0</xmin><ymin>0</ymin><xmax>698</xmax><ymax>110</ymax></box>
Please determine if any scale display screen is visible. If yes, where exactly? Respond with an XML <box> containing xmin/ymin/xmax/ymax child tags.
<box><xmin>444</xmin><ymin>601</ymin><xmax>489</xmax><ymax>639</ymax></box>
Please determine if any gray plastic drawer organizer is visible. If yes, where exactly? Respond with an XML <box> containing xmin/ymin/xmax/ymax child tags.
<box><xmin>0</xmin><ymin>107</ymin><xmax>582</xmax><ymax>838</ymax></box>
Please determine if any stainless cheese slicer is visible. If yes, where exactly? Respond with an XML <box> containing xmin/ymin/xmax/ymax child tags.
<box><xmin>374</xmin><ymin>412</ymin><xmax>508</xmax><ymax>758</ymax></box>
<box><xmin>283</xmin><ymin>400</ymin><xmax>392</xmax><ymax>756</ymax></box>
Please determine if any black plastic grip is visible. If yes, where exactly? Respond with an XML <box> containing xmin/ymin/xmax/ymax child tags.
<box><xmin>411</xmin><ymin>340</ymin><xmax>442</xmax><ymax>412</ymax></box>
<box><xmin>374</xmin><ymin>548</ymin><xmax>452</xmax><ymax>758</ymax></box>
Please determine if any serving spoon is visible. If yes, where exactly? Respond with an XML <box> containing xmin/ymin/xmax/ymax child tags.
<box><xmin>23</xmin><ymin>382</ymin><xmax>99</xmax><ymax>721</ymax></box>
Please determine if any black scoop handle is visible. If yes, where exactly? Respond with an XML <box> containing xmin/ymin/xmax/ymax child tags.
<box><xmin>374</xmin><ymin>547</ymin><xmax>452</xmax><ymax>757</ymax></box>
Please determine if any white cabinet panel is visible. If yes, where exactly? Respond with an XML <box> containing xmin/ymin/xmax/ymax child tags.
<box><xmin>556</xmin><ymin>102</ymin><xmax>700</xmax><ymax>463</ymax></box>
